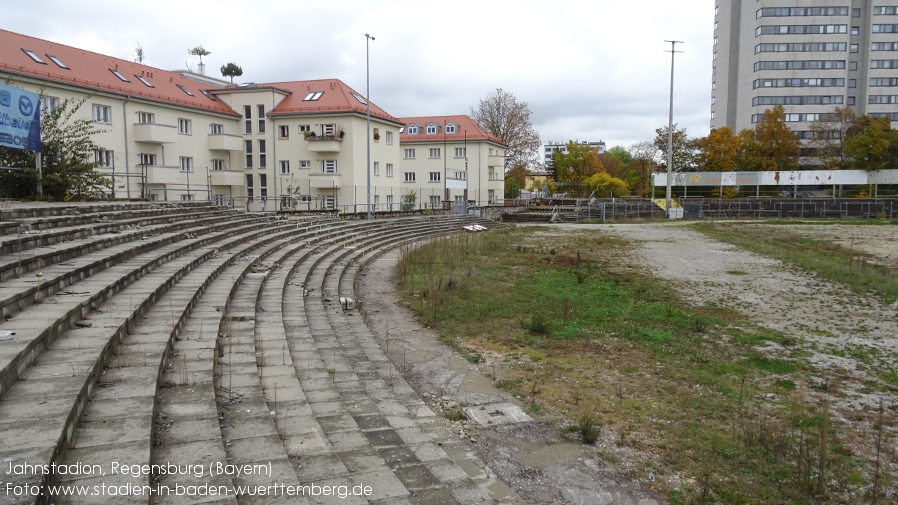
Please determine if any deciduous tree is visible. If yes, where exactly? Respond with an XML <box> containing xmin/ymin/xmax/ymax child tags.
<box><xmin>695</xmin><ymin>127</ymin><xmax>738</xmax><ymax>172</ymax></box>
<box><xmin>753</xmin><ymin>105</ymin><xmax>799</xmax><ymax>171</ymax></box>
<box><xmin>654</xmin><ymin>124</ymin><xmax>696</xmax><ymax>172</ymax></box>
<box><xmin>808</xmin><ymin>106</ymin><xmax>855</xmax><ymax>170</ymax></box>
<box><xmin>585</xmin><ymin>172</ymin><xmax>629</xmax><ymax>198</ymax></box>
<box><xmin>504</xmin><ymin>164</ymin><xmax>530</xmax><ymax>198</ymax></box>
<box><xmin>628</xmin><ymin>141</ymin><xmax>657</xmax><ymax>197</ymax></box>
<box><xmin>188</xmin><ymin>46</ymin><xmax>211</xmax><ymax>63</ymax></box>
<box><xmin>552</xmin><ymin>141</ymin><xmax>603</xmax><ymax>196</ymax></box>
<box><xmin>470</xmin><ymin>88</ymin><xmax>541</xmax><ymax>170</ymax></box>
<box><xmin>845</xmin><ymin>115</ymin><xmax>898</xmax><ymax>171</ymax></box>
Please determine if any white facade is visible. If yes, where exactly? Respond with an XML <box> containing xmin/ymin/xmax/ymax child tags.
<box><xmin>543</xmin><ymin>140</ymin><xmax>606</xmax><ymax>168</ymax></box>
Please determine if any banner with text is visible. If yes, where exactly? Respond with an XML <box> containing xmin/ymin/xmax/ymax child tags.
<box><xmin>0</xmin><ymin>83</ymin><xmax>41</xmax><ymax>151</ymax></box>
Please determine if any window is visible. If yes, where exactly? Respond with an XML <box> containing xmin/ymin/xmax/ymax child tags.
<box><xmin>404</xmin><ymin>149</ymin><xmax>416</xmax><ymax>159</ymax></box>
<box><xmin>259</xmin><ymin>174</ymin><xmax>267</xmax><ymax>199</ymax></box>
<box><xmin>756</xmin><ymin>7</ymin><xmax>849</xmax><ymax>17</ymax></box>
<box><xmin>95</xmin><ymin>150</ymin><xmax>113</xmax><ymax>168</ymax></box>
<box><xmin>259</xmin><ymin>140</ymin><xmax>266</xmax><ymax>168</ymax></box>
<box><xmin>211</xmin><ymin>123</ymin><xmax>224</xmax><ymax>134</ymax></box>
<box><xmin>753</xmin><ymin>78</ymin><xmax>844</xmax><ymax>88</ymax></box>
<box><xmin>373</xmin><ymin>162</ymin><xmax>379</xmax><ymax>176</ymax></box>
<box><xmin>246</xmin><ymin>175</ymin><xmax>254</xmax><ymax>198</ymax></box>
<box><xmin>178</xmin><ymin>118</ymin><xmax>191</xmax><ymax>135</ymax></box>
<box><xmin>455</xmin><ymin>147</ymin><xmax>466</xmax><ymax>158</ymax></box>
<box><xmin>176</xmin><ymin>84</ymin><xmax>194</xmax><ymax>96</ymax></box>
<box><xmin>245</xmin><ymin>139</ymin><xmax>253</xmax><ymax>168</ymax></box>
<box><xmin>752</xmin><ymin>95</ymin><xmax>843</xmax><ymax>106</ymax></box>
<box><xmin>755</xmin><ymin>42</ymin><xmax>847</xmax><ymax>53</ymax></box>
<box><xmin>849</xmin><ymin>79</ymin><xmax>857</xmax><ymax>88</ymax></box>
<box><xmin>22</xmin><ymin>49</ymin><xmax>46</xmax><ymax>64</ymax></box>
<box><xmin>848</xmin><ymin>96</ymin><xmax>856</xmax><ymax>105</ymax></box>
<box><xmin>322</xmin><ymin>160</ymin><xmax>337</xmax><ymax>173</ymax></box>
<box><xmin>386</xmin><ymin>163</ymin><xmax>393</xmax><ymax>177</ymax></box>
<box><xmin>258</xmin><ymin>119</ymin><xmax>266</xmax><ymax>133</ymax></box>
<box><xmin>212</xmin><ymin>159</ymin><xmax>224</xmax><ymax>171</ymax></box>
<box><xmin>40</xmin><ymin>96</ymin><xmax>59</xmax><ymax>114</ymax></box>
<box><xmin>321</xmin><ymin>124</ymin><xmax>337</xmax><ymax>135</ymax></box>
<box><xmin>755</xmin><ymin>24</ymin><xmax>847</xmax><ymax>36</ymax></box>
<box><xmin>299</xmin><ymin>160</ymin><xmax>311</xmax><ymax>169</ymax></box>
<box><xmin>373</xmin><ymin>127</ymin><xmax>379</xmax><ymax>140</ymax></box>
<box><xmin>429</xmin><ymin>172</ymin><xmax>441</xmax><ymax>182</ymax></box>
<box><xmin>407</xmin><ymin>125</ymin><xmax>419</xmax><ymax>134</ymax></box>
<box><xmin>445</xmin><ymin>123</ymin><xmax>457</xmax><ymax>134</ymax></box>
<box><xmin>93</xmin><ymin>104</ymin><xmax>111</xmax><ymax>123</ymax></box>
<box><xmin>429</xmin><ymin>195</ymin><xmax>441</xmax><ymax>207</ymax></box>
<box><xmin>244</xmin><ymin>105</ymin><xmax>252</xmax><ymax>134</ymax></box>
<box><xmin>875</xmin><ymin>6</ymin><xmax>898</xmax><ymax>15</ymax></box>
<box><xmin>257</xmin><ymin>105</ymin><xmax>265</xmax><ymax>133</ymax></box>
<box><xmin>873</xmin><ymin>25</ymin><xmax>898</xmax><ymax>33</ymax></box>
<box><xmin>138</xmin><ymin>112</ymin><xmax>155</xmax><ymax>124</ymax></box>
<box><xmin>200</xmin><ymin>89</ymin><xmax>216</xmax><ymax>101</ymax></box>
<box><xmin>404</xmin><ymin>172</ymin><xmax>416</xmax><ymax>182</ymax></box>
<box><xmin>280</xmin><ymin>160</ymin><xmax>290</xmax><ymax>175</ymax></box>
<box><xmin>429</xmin><ymin>148</ymin><xmax>441</xmax><ymax>158</ymax></box>
<box><xmin>323</xmin><ymin>196</ymin><xmax>336</xmax><ymax>209</ymax></box>
<box><xmin>179</xmin><ymin>157</ymin><xmax>193</xmax><ymax>173</ymax></box>
<box><xmin>850</xmin><ymin>61</ymin><xmax>858</xmax><ymax>70</ymax></box>
<box><xmin>386</xmin><ymin>195</ymin><xmax>394</xmax><ymax>207</ymax></box>
<box><xmin>245</xmin><ymin>120</ymin><xmax>252</xmax><ymax>134</ymax></box>
<box><xmin>426</xmin><ymin>124</ymin><xmax>438</xmax><ymax>134</ymax></box>
<box><xmin>853</xmin><ymin>8</ymin><xmax>861</xmax><ymax>18</ymax></box>
<box><xmin>385</xmin><ymin>131</ymin><xmax>393</xmax><ymax>145</ymax></box>
<box><xmin>753</xmin><ymin>60</ymin><xmax>846</xmax><ymax>71</ymax></box>
<box><xmin>181</xmin><ymin>194</ymin><xmax>194</xmax><ymax>202</ymax></box>
<box><xmin>299</xmin><ymin>125</ymin><xmax>311</xmax><ymax>134</ymax></box>
<box><xmin>851</xmin><ymin>44</ymin><xmax>859</xmax><ymax>53</ymax></box>
<box><xmin>852</xmin><ymin>26</ymin><xmax>859</xmax><ymax>35</ymax></box>
<box><xmin>351</xmin><ymin>92</ymin><xmax>367</xmax><ymax>104</ymax></box>
<box><xmin>303</xmin><ymin>92</ymin><xmax>323</xmax><ymax>101</ymax></box>
<box><xmin>872</xmin><ymin>42</ymin><xmax>898</xmax><ymax>51</ymax></box>
<box><xmin>134</xmin><ymin>75</ymin><xmax>154</xmax><ymax>88</ymax></box>
<box><xmin>278</xmin><ymin>125</ymin><xmax>289</xmax><ymax>138</ymax></box>
<box><xmin>109</xmin><ymin>69</ymin><xmax>130</xmax><ymax>82</ymax></box>
<box><xmin>139</xmin><ymin>153</ymin><xmax>156</xmax><ymax>166</ymax></box>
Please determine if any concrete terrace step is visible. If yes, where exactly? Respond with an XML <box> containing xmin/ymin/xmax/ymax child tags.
<box><xmin>0</xmin><ymin>217</ymin><xmax>298</xmax><ymax>397</ymax></box>
<box><xmin>0</xmin><ymin>221</ymin><xmax>317</xmax><ymax>503</ymax></box>
<box><xmin>0</xmin><ymin>212</ymin><xmax>275</xmax><ymax>318</ymax></box>
<box><xmin>0</xmin><ymin>207</ymin><xmax>248</xmax><ymax>283</ymax></box>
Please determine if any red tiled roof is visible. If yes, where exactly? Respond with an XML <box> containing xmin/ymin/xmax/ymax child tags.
<box><xmin>262</xmin><ymin>79</ymin><xmax>402</xmax><ymax>125</ymax></box>
<box><xmin>0</xmin><ymin>28</ymin><xmax>239</xmax><ymax>116</ymax></box>
<box><xmin>397</xmin><ymin>115</ymin><xmax>506</xmax><ymax>146</ymax></box>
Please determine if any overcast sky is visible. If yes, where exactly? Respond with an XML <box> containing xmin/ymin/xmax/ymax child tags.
<box><xmin>5</xmin><ymin>0</ymin><xmax>713</xmax><ymax>156</ymax></box>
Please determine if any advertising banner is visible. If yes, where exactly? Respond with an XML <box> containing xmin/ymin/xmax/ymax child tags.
<box><xmin>0</xmin><ymin>83</ymin><xmax>41</xmax><ymax>151</ymax></box>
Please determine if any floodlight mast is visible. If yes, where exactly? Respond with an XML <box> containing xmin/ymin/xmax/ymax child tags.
<box><xmin>664</xmin><ymin>40</ymin><xmax>683</xmax><ymax>217</ymax></box>
<box><xmin>365</xmin><ymin>34</ymin><xmax>375</xmax><ymax>219</ymax></box>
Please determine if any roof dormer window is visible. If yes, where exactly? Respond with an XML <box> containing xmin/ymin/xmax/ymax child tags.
<box><xmin>426</xmin><ymin>124</ymin><xmax>438</xmax><ymax>134</ymax></box>
<box><xmin>303</xmin><ymin>92</ymin><xmax>324</xmax><ymax>101</ymax></box>
<box><xmin>407</xmin><ymin>125</ymin><xmax>419</xmax><ymax>134</ymax></box>
<box><xmin>46</xmin><ymin>55</ymin><xmax>69</xmax><ymax>69</ymax></box>
<box><xmin>22</xmin><ymin>49</ymin><xmax>46</xmax><ymax>64</ymax></box>
<box><xmin>110</xmin><ymin>69</ymin><xmax>130</xmax><ymax>82</ymax></box>
<box><xmin>135</xmin><ymin>75</ymin><xmax>155</xmax><ymax>88</ymax></box>
<box><xmin>445</xmin><ymin>123</ymin><xmax>457</xmax><ymax>134</ymax></box>
<box><xmin>176</xmin><ymin>84</ymin><xmax>194</xmax><ymax>97</ymax></box>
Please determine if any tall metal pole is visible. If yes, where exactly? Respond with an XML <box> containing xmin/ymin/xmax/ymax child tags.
<box><xmin>664</xmin><ymin>40</ymin><xmax>683</xmax><ymax>217</ymax></box>
<box><xmin>365</xmin><ymin>34</ymin><xmax>375</xmax><ymax>219</ymax></box>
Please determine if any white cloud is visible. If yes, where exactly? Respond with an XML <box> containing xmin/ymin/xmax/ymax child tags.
<box><xmin>6</xmin><ymin>0</ymin><xmax>714</xmax><ymax>153</ymax></box>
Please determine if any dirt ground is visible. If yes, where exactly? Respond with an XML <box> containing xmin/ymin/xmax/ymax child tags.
<box><xmin>357</xmin><ymin>222</ymin><xmax>898</xmax><ymax>504</ymax></box>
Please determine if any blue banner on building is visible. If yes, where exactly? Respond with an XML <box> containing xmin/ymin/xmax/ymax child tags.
<box><xmin>0</xmin><ymin>83</ymin><xmax>41</xmax><ymax>152</ymax></box>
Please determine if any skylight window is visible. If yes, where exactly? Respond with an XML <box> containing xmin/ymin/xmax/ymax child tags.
<box><xmin>134</xmin><ymin>75</ymin><xmax>155</xmax><ymax>88</ymax></box>
<box><xmin>176</xmin><ymin>84</ymin><xmax>194</xmax><ymax>97</ymax></box>
<box><xmin>22</xmin><ymin>49</ymin><xmax>46</xmax><ymax>64</ymax></box>
<box><xmin>303</xmin><ymin>92</ymin><xmax>324</xmax><ymax>101</ymax></box>
<box><xmin>110</xmin><ymin>69</ymin><xmax>130</xmax><ymax>82</ymax></box>
<box><xmin>46</xmin><ymin>55</ymin><xmax>69</xmax><ymax>69</ymax></box>
<box><xmin>199</xmin><ymin>89</ymin><xmax>217</xmax><ymax>101</ymax></box>
<box><xmin>351</xmin><ymin>92</ymin><xmax>367</xmax><ymax>105</ymax></box>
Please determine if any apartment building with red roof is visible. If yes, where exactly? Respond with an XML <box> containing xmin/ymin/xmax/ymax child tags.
<box><xmin>0</xmin><ymin>28</ymin><xmax>504</xmax><ymax>212</ymax></box>
<box><xmin>397</xmin><ymin>116</ymin><xmax>506</xmax><ymax>208</ymax></box>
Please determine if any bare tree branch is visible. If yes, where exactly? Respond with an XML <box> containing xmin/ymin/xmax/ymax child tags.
<box><xmin>470</xmin><ymin>88</ymin><xmax>540</xmax><ymax>170</ymax></box>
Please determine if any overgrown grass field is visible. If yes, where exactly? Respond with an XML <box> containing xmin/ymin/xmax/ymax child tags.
<box><xmin>395</xmin><ymin>226</ymin><xmax>890</xmax><ymax>505</ymax></box>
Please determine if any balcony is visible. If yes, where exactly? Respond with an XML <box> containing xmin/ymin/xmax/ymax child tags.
<box><xmin>488</xmin><ymin>153</ymin><xmax>505</xmax><ymax>166</ymax></box>
<box><xmin>208</xmin><ymin>133</ymin><xmax>243</xmax><ymax>151</ymax></box>
<box><xmin>145</xmin><ymin>165</ymin><xmax>184</xmax><ymax>185</ymax></box>
<box><xmin>304</xmin><ymin>136</ymin><xmax>343</xmax><ymax>153</ymax></box>
<box><xmin>133</xmin><ymin>123</ymin><xmax>177</xmax><ymax>143</ymax></box>
<box><xmin>309</xmin><ymin>173</ymin><xmax>342</xmax><ymax>189</ymax></box>
<box><xmin>209</xmin><ymin>170</ymin><xmax>244</xmax><ymax>186</ymax></box>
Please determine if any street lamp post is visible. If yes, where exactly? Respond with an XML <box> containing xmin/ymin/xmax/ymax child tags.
<box><xmin>365</xmin><ymin>33</ymin><xmax>375</xmax><ymax>220</ymax></box>
<box><xmin>664</xmin><ymin>40</ymin><xmax>683</xmax><ymax>217</ymax></box>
